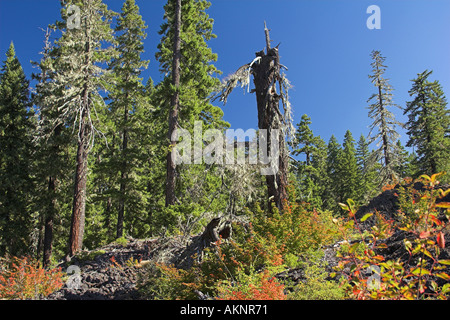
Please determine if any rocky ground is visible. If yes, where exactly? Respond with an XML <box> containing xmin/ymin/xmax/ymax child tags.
<box><xmin>48</xmin><ymin>183</ymin><xmax>450</xmax><ymax>300</ymax></box>
<box><xmin>48</xmin><ymin>239</ymin><xmax>159</xmax><ymax>300</ymax></box>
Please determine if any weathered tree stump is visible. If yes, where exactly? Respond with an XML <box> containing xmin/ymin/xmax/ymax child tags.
<box><xmin>214</xmin><ymin>23</ymin><xmax>293</xmax><ymax>213</ymax></box>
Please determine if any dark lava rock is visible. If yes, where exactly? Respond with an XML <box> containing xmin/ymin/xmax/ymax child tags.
<box><xmin>47</xmin><ymin>239</ymin><xmax>159</xmax><ymax>300</ymax></box>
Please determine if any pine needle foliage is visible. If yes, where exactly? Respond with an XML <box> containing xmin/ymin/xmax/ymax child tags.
<box><xmin>367</xmin><ymin>50</ymin><xmax>403</xmax><ymax>185</ymax></box>
<box><xmin>404</xmin><ymin>70</ymin><xmax>450</xmax><ymax>179</ymax></box>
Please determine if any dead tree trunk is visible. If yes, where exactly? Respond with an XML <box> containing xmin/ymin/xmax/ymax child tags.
<box><xmin>214</xmin><ymin>23</ymin><xmax>292</xmax><ymax>213</ymax></box>
<box><xmin>166</xmin><ymin>0</ymin><xmax>182</xmax><ymax>207</ymax></box>
<box><xmin>252</xmin><ymin>27</ymin><xmax>289</xmax><ymax>211</ymax></box>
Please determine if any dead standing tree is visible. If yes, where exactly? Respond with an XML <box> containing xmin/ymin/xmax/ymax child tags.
<box><xmin>215</xmin><ymin>23</ymin><xmax>294</xmax><ymax>212</ymax></box>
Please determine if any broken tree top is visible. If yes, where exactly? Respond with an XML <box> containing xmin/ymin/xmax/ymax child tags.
<box><xmin>213</xmin><ymin>23</ymin><xmax>295</xmax><ymax>211</ymax></box>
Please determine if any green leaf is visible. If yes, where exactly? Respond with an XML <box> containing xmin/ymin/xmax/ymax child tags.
<box><xmin>442</xmin><ymin>283</ymin><xmax>450</xmax><ymax>294</ymax></box>
<box><xmin>360</xmin><ymin>213</ymin><xmax>373</xmax><ymax>222</ymax></box>
<box><xmin>349</xmin><ymin>242</ymin><xmax>360</xmax><ymax>254</ymax></box>
<box><xmin>435</xmin><ymin>272</ymin><xmax>450</xmax><ymax>281</ymax></box>
<box><xmin>438</xmin><ymin>259</ymin><xmax>450</xmax><ymax>265</ymax></box>
<box><xmin>411</xmin><ymin>244</ymin><xmax>422</xmax><ymax>255</ymax></box>
<box><xmin>421</xmin><ymin>248</ymin><xmax>434</xmax><ymax>260</ymax></box>
<box><xmin>338</xmin><ymin>203</ymin><xmax>349</xmax><ymax>211</ymax></box>
<box><xmin>430</xmin><ymin>280</ymin><xmax>438</xmax><ymax>292</ymax></box>
<box><xmin>410</xmin><ymin>267</ymin><xmax>430</xmax><ymax>275</ymax></box>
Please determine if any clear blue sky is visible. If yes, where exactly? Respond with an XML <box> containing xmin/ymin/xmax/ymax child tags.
<box><xmin>1</xmin><ymin>0</ymin><xmax>449</xmax><ymax>150</ymax></box>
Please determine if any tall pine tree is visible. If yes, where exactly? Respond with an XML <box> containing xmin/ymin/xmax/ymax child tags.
<box><xmin>324</xmin><ymin>135</ymin><xmax>343</xmax><ymax>212</ymax></box>
<box><xmin>356</xmin><ymin>134</ymin><xmax>379</xmax><ymax>202</ymax></box>
<box><xmin>339</xmin><ymin>130</ymin><xmax>359</xmax><ymax>204</ymax></box>
<box><xmin>51</xmin><ymin>0</ymin><xmax>117</xmax><ymax>256</ymax></box>
<box><xmin>32</xmin><ymin>28</ymin><xmax>75</xmax><ymax>265</ymax></box>
<box><xmin>0</xmin><ymin>42</ymin><xmax>35</xmax><ymax>256</ymax></box>
<box><xmin>367</xmin><ymin>50</ymin><xmax>402</xmax><ymax>185</ymax></box>
<box><xmin>404</xmin><ymin>70</ymin><xmax>450</xmax><ymax>177</ymax></box>
<box><xmin>154</xmin><ymin>0</ymin><xmax>228</xmax><ymax>209</ymax></box>
<box><xmin>292</xmin><ymin>115</ymin><xmax>327</xmax><ymax>208</ymax></box>
<box><xmin>310</xmin><ymin>136</ymin><xmax>329</xmax><ymax>209</ymax></box>
<box><xmin>106</xmin><ymin>0</ymin><xmax>150</xmax><ymax>239</ymax></box>
<box><xmin>293</xmin><ymin>114</ymin><xmax>316</xmax><ymax>166</ymax></box>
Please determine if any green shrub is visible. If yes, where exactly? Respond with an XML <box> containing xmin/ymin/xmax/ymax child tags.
<box><xmin>114</xmin><ymin>237</ymin><xmax>129</xmax><ymax>247</ymax></box>
<box><xmin>75</xmin><ymin>249</ymin><xmax>106</xmax><ymax>262</ymax></box>
<box><xmin>286</xmin><ymin>251</ymin><xmax>345</xmax><ymax>300</ymax></box>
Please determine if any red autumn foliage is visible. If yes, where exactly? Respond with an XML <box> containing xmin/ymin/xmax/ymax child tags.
<box><xmin>0</xmin><ymin>256</ymin><xmax>64</xmax><ymax>300</ymax></box>
<box><xmin>217</xmin><ymin>270</ymin><xmax>286</xmax><ymax>300</ymax></box>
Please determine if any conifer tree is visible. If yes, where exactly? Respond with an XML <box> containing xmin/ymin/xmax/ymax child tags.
<box><xmin>404</xmin><ymin>70</ymin><xmax>450</xmax><ymax>177</ymax></box>
<box><xmin>165</xmin><ymin>0</ymin><xmax>181</xmax><ymax>207</ymax></box>
<box><xmin>293</xmin><ymin>114</ymin><xmax>316</xmax><ymax>166</ymax></box>
<box><xmin>106</xmin><ymin>0</ymin><xmax>150</xmax><ymax>239</ymax></box>
<box><xmin>308</xmin><ymin>136</ymin><xmax>329</xmax><ymax>209</ymax></box>
<box><xmin>395</xmin><ymin>140</ymin><xmax>418</xmax><ymax>179</ymax></box>
<box><xmin>154</xmin><ymin>0</ymin><xmax>228</xmax><ymax>208</ymax></box>
<box><xmin>51</xmin><ymin>0</ymin><xmax>117</xmax><ymax>256</ymax></box>
<box><xmin>32</xmin><ymin>28</ymin><xmax>74</xmax><ymax>265</ymax></box>
<box><xmin>292</xmin><ymin>114</ymin><xmax>315</xmax><ymax>203</ymax></box>
<box><xmin>339</xmin><ymin>130</ymin><xmax>359</xmax><ymax>204</ymax></box>
<box><xmin>324</xmin><ymin>135</ymin><xmax>343</xmax><ymax>211</ymax></box>
<box><xmin>0</xmin><ymin>42</ymin><xmax>34</xmax><ymax>256</ymax></box>
<box><xmin>293</xmin><ymin>115</ymin><xmax>327</xmax><ymax>208</ymax></box>
<box><xmin>356</xmin><ymin>134</ymin><xmax>379</xmax><ymax>202</ymax></box>
<box><xmin>367</xmin><ymin>50</ymin><xmax>402</xmax><ymax>185</ymax></box>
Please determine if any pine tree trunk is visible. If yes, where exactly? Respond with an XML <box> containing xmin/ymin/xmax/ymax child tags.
<box><xmin>43</xmin><ymin>176</ymin><xmax>55</xmax><ymax>267</ymax></box>
<box><xmin>422</xmin><ymin>97</ymin><xmax>437</xmax><ymax>174</ymax></box>
<box><xmin>68</xmin><ymin>18</ymin><xmax>92</xmax><ymax>257</ymax></box>
<box><xmin>39</xmin><ymin>27</ymin><xmax>56</xmax><ymax>267</ymax></box>
<box><xmin>165</xmin><ymin>0</ymin><xmax>182</xmax><ymax>207</ymax></box>
<box><xmin>117</xmin><ymin>95</ymin><xmax>129</xmax><ymax>239</ymax></box>
<box><xmin>69</xmin><ymin>104</ymin><xmax>89</xmax><ymax>256</ymax></box>
<box><xmin>377</xmin><ymin>84</ymin><xmax>390</xmax><ymax>168</ymax></box>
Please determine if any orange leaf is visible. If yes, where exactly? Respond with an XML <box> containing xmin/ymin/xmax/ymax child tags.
<box><xmin>429</xmin><ymin>215</ymin><xmax>442</xmax><ymax>227</ymax></box>
<box><xmin>373</xmin><ymin>255</ymin><xmax>385</xmax><ymax>262</ymax></box>
<box><xmin>436</xmin><ymin>202</ymin><xmax>450</xmax><ymax>209</ymax></box>
<box><xmin>419</xmin><ymin>231</ymin><xmax>431</xmax><ymax>239</ymax></box>
<box><xmin>437</xmin><ymin>232</ymin><xmax>445</xmax><ymax>249</ymax></box>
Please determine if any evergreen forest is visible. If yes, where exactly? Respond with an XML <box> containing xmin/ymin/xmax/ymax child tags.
<box><xmin>0</xmin><ymin>0</ymin><xmax>449</xmax><ymax>301</ymax></box>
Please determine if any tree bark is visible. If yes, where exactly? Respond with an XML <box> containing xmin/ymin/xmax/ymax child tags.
<box><xmin>69</xmin><ymin>11</ymin><xmax>92</xmax><ymax>257</ymax></box>
<box><xmin>117</xmin><ymin>93</ymin><xmax>129</xmax><ymax>239</ymax></box>
<box><xmin>251</xmin><ymin>27</ymin><xmax>289</xmax><ymax>212</ymax></box>
<box><xmin>69</xmin><ymin>104</ymin><xmax>89</xmax><ymax>257</ymax></box>
<box><xmin>43</xmin><ymin>176</ymin><xmax>56</xmax><ymax>267</ymax></box>
<box><xmin>41</xmin><ymin>28</ymin><xmax>57</xmax><ymax>267</ymax></box>
<box><xmin>377</xmin><ymin>81</ymin><xmax>390</xmax><ymax>168</ymax></box>
<box><xmin>165</xmin><ymin>0</ymin><xmax>182</xmax><ymax>207</ymax></box>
